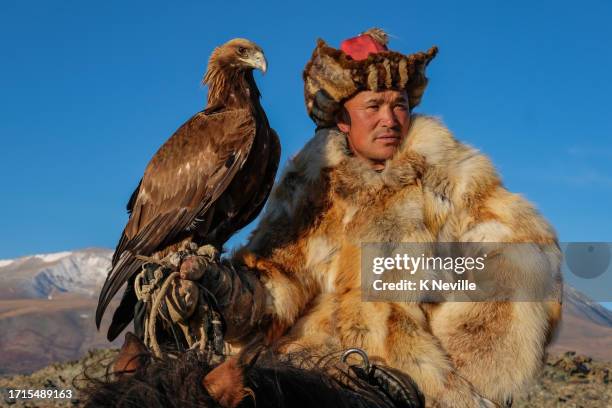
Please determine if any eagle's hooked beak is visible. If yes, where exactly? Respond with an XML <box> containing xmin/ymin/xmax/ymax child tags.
<box><xmin>249</xmin><ymin>51</ymin><xmax>267</xmax><ymax>74</ymax></box>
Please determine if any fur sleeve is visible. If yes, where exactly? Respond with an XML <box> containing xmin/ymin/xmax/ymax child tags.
<box><xmin>231</xmin><ymin>131</ymin><xmax>335</xmax><ymax>340</ymax></box>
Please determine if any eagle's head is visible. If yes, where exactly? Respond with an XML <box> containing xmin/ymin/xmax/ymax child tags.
<box><xmin>203</xmin><ymin>38</ymin><xmax>268</xmax><ymax>107</ymax></box>
<box><xmin>207</xmin><ymin>38</ymin><xmax>267</xmax><ymax>75</ymax></box>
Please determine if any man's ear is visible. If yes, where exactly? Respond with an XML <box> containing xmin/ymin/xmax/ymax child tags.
<box><xmin>337</xmin><ymin>121</ymin><xmax>350</xmax><ymax>133</ymax></box>
<box><xmin>336</xmin><ymin>107</ymin><xmax>351</xmax><ymax>133</ymax></box>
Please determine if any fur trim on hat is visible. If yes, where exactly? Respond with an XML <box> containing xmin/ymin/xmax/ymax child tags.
<box><xmin>303</xmin><ymin>31</ymin><xmax>438</xmax><ymax>127</ymax></box>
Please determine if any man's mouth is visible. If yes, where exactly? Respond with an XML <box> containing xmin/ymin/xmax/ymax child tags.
<box><xmin>375</xmin><ymin>133</ymin><xmax>401</xmax><ymax>142</ymax></box>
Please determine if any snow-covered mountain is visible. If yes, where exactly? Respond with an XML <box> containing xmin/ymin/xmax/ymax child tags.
<box><xmin>0</xmin><ymin>248</ymin><xmax>112</xmax><ymax>299</ymax></box>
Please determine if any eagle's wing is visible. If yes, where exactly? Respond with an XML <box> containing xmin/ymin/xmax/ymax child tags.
<box><xmin>96</xmin><ymin>109</ymin><xmax>256</xmax><ymax>337</ymax></box>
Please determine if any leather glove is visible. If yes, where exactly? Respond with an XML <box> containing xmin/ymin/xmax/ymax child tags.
<box><xmin>179</xmin><ymin>252</ymin><xmax>268</xmax><ymax>344</ymax></box>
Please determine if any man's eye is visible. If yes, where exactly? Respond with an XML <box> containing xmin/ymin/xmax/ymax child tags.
<box><xmin>366</xmin><ymin>105</ymin><xmax>379</xmax><ymax>111</ymax></box>
<box><xmin>394</xmin><ymin>104</ymin><xmax>408</xmax><ymax>110</ymax></box>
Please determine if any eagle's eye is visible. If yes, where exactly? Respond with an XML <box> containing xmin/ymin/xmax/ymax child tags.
<box><xmin>237</xmin><ymin>46</ymin><xmax>247</xmax><ymax>56</ymax></box>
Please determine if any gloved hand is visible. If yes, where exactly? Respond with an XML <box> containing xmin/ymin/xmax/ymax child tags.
<box><xmin>132</xmin><ymin>244</ymin><xmax>268</xmax><ymax>360</ymax></box>
<box><xmin>178</xmin><ymin>247</ymin><xmax>268</xmax><ymax>344</ymax></box>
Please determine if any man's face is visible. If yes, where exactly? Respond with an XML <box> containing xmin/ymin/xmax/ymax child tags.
<box><xmin>337</xmin><ymin>90</ymin><xmax>411</xmax><ymax>169</ymax></box>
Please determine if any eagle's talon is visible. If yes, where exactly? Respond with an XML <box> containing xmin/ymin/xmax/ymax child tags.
<box><xmin>197</xmin><ymin>244</ymin><xmax>219</xmax><ymax>261</ymax></box>
<box><xmin>176</xmin><ymin>240</ymin><xmax>193</xmax><ymax>252</ymax></box>
<box><xmin>166</xmin><ymin>252</ymin><xmax>183</xmax><ymax>268</ymax></box>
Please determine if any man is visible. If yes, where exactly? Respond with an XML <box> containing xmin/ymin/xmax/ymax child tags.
<box><xmin>178</xmin><ymin>29</ymin><xmax>562</xmax><ymax>407</ymax></box>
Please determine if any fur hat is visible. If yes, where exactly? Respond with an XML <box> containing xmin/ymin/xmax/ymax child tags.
<box><xmin>303</xmin><ymin>28</ymin><xmax>438</xmax><ymax>127</ymax></box>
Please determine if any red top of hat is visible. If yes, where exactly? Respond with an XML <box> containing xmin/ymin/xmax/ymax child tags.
<box><xmin>340</xmin><ymin>33</ymin><xmax>388</xmax><ymax>61</ymax></box>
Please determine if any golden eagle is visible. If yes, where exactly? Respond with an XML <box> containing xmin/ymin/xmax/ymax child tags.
<box><xmin>96</xmin><ymin>39</ymin><xmax>280</xmax><ymax>341</ymax></box>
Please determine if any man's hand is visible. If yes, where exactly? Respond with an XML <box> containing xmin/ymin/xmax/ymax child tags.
<box><xmin>179</xmin><ymin>244</ymin><xmax>219</xmax><ymax>280</ymax></box>
<box><xmin>173</xmin><ymin>244</ymin><xmax>268</xmax><ymax>344</ymax></box>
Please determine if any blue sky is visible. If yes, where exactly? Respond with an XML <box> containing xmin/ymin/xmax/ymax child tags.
<box><xmin>1</xmin><ymin>0</ymin><xmax>611</xmax><ymax>262</ymax></box>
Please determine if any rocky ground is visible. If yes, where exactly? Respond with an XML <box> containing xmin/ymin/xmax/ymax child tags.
<box><xmin>0</xmin><ymin>350</ymin><xmax>609</xmax><ymax>407</ymax></box>
<box><xmin>514</xmin><ymin>351</ymin><xmax>610</xmax><ymax>408</ymax></box>
<box><xmin>0</xmin><ymin>349</ymin><xmax>117</xmax><ymax>407</ymax></box>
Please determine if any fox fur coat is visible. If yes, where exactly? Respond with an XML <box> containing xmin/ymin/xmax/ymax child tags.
<box><xmin>232</xmin><ymin>114</ymin><xmax>563</xmax><ymax>407</ymax></box>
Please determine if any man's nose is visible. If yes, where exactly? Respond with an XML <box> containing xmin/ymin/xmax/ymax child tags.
<box><xmin>378</xmin><ymin>105</ymin><xmax>399</xmax><ymax>127</ymax></box>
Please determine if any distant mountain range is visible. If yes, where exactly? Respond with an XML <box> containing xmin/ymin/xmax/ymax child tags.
<box><xmin>0</xmin><ymin>249</ymin><xmax>120</xmax><ymax>375</ymax></box>
<box><xmin>0</xmin><ymin>248</ymin><xmax>111</xmax><ymax>300</ymax></box>
<box><xmin>0</xmin><ymin>249</ymin><xmax>610</xmax><ymax>374</ymax></box>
